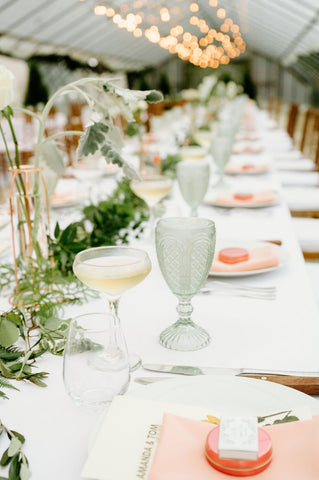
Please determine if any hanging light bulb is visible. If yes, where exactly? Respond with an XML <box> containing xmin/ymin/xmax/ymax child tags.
<box><xmin>98</xmin><ymin>0</ymin><xmax>245</xmax><ymax>68</ymax></box>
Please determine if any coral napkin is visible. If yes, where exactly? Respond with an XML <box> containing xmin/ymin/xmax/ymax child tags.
<box><xmin>226</xmin><ymin>163</ymin><xmax>269</xmax><ymax>174</ymax></box>
<box><xmin>148</xmin><ymin>413</ymin><xmax>319</xmax><ymax>480</ymax></box>
<box><xmin>216</xmin><ymin>190</ymin><xmax>276</xmax><ymax>206</ymax></box>
<box><xmin>211</xmin><ymin>245</ymin><xmax>279</xmax><ymax>273</ymax></box>
<box><xmin>233</xmin><ymin>144</ymin><xmax>265</xmax><ymax>154</ymax></box>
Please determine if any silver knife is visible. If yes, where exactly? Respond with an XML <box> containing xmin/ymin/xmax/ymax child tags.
<box><xmin>142</xmin><ymin>363</ymin><xmax>319</xmax><ymax>377</ymax></box>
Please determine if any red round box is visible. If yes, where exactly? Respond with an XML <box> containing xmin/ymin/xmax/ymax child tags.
<box><xmin>205</xmin><ymin>426</ymin><xmax>272</xmax><ymax>477</ymax></box>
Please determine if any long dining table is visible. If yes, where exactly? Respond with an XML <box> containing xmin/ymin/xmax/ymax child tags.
<box><xmin>0</xmin><ymin>106</ymin><xmax>319</xmax><ymax>480</ymax></box>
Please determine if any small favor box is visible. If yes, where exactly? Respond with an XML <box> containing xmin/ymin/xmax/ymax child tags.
<box><xmin>205</xmin><ymin>416</ymin><xmax>272</xmax><ymax>477</ymax></box>
<box><xmin>218</xmin><ymin>416</ymin><xmax>259</xmax><ymax>460</ymax></box>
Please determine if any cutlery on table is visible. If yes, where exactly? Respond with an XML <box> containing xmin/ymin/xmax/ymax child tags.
<box><xmin>199</xmin><ymin>284</ymin><xmax>277</xmax><ymax>300</ymax></box>
<box><xmin>141</xmin><ymin>364</ymin><xmax>319</xmax><ymax>395</ymax></box>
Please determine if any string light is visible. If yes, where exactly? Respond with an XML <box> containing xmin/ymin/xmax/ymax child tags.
<box><xmin>93</xmin><ymin>0</ymin><xmax>246</xmax><ymax>68</ymax></box>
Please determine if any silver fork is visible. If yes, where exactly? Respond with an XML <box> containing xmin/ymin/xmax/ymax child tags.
<box><xmin>200</xmin><ymin>282</ymin><xmax>277</xmax><ymax>300</ymax></box>
<box><xmin>211</xmin><ymin>280</ymin><xmax>277</xmax><ymax>293</ymax></box>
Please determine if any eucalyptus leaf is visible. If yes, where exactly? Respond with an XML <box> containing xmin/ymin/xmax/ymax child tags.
<box><xmin>8</xmin><ymin>454</ymin><xmax>20</xmax><ymax>480</ymax></box>
<box><xmin>0</xmin><ymin>320</ymin><xmax>19</xmax><ymax>347</ymax></box>
<box><xmin>7</xmin><ymin>437</ymin><xmax>21</xmax><ymax>457</ymax></box>
<box><xmin>20</xmin><ymin>464</ymin><xmax>31</xmax><ymax>480</ymax></box>
<box><xmin>9</xmin><ymin>432</ymin><xmax>25</xmax><ymax>445</ymax></box>
<box><xmin>0</xmin><ymin>448</ymin><xmax>10</xmax><ymax>466</ymax></box>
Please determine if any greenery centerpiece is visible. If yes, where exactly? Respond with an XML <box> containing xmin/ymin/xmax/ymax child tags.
<box><xmin>0</xmin><ymin>64</ymin><xmax>162</xmax><ymax>392</ymax></box>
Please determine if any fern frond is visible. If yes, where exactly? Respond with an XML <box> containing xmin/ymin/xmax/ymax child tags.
<box><xmin>0</xmin><ymin>345</ymin><xmax>24</xmax><ymax>361</ymax></box>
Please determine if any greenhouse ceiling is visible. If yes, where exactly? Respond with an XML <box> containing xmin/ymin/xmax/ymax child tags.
<box><xmin>0</xmin><ymin>0</ymin><xmax>319</xmax><ymax>75</ymax></box>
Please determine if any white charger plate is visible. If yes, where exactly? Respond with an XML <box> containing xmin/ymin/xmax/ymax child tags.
<box><xmin>132</xmin><ymin>375</ymin><xmax>319</xmax><ymax>416</ymax></box>
<box><xmin>51</xmin><ymin>191</ymin><xmax>88</xmax><ymax>208</ymax></box>
<box><xmin>226</xmin><ymin>165</ymin><xmax>271</xmax><ymax>176</ymax></box>
<box><xmin>209</xmin><ymin>239</ymin><xmax>288</xmax><ymax>278</ymax></box>
<box><xmin>204</xmin><ymin>191</ymin><xmax>280</xmax><ymax>208</ymax></box>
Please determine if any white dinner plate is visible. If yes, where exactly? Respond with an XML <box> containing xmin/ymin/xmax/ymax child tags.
<box><xmin>0</xmin><ymin>240</ymin><xmax>11</xmax><ymax>257</ymax></box>
<box><xmin>204</xmin><ymin>191</ymin><xmax>280</xmax><ymax>209</ymax></box>
<box><xmin>0</xmin><ymin>215</ymin><xmax>10</xmax><ymax>230</ymax></box>
<box><xmin>132</xmin><ymin>375</ymin><xmax>319</xmax><ymax>416</ymax></box>
<box><xmin>209</xmin><ymin>239</ymin><xmax>288</xmax><ymax>278</ymax></box>
<box><xmin>50</xmin><ymin>191</ymin><xmax>88</xmax><ymax>208</ymax></box>
<box><xmin>226</xmin><ymin>164</ymin><xmax>271</xmax><ymax>176</ymax></box>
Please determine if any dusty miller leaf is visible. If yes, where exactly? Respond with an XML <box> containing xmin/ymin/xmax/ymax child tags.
<box><xmin>20</xmin><ymin>463</ymin><xmax>31</xmax><ymax>480</ymax></box>
<box><xmin>7</xmin><ymin>437</ymin><xmax>21</xmax><ymax>457</ymax></box>
<box><xmin>76</xmin><ymin>122</ymin><xmax>109</xmax><ymax>158</ymax></box>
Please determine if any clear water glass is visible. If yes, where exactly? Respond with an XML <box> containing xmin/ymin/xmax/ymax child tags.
<box><xmin>63</xmin><ymin>312</ymin><xmax>130</xmax><ymax>409</ymax></box>
<box><xmin>155</xmin><ymin>217</ymin><xmax>216</xmax><ymax>351</ymax></box>
<box><xmin>177</xmin><ymin>160</ymin><xmax>210</xmax><ymax>216</ymax></box>
<box><xmin>210</xmin><ymin>135</ymin><xmax>233</xmax><ymax>188</ymax></box>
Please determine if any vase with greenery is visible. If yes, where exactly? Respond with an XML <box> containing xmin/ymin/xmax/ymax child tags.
<box><xmin>0</xmin><ymin>64</ymin><xmax>162</xmax><ymax>273</ymax></box>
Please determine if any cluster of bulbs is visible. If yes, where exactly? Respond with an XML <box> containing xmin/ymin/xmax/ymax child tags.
<box><xmin>94</xmin><ymin>0</ymin><xmax>246</xmax><ymax>68</ymax></box>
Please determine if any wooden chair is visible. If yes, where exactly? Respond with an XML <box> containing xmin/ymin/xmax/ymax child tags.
<box><xmin>286</xmin><ymin>103</ymin><xmax>299</xmax><ymax>139</ymax></box>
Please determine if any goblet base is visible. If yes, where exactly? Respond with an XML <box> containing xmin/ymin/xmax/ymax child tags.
<box><xmin>159</xmin><ymin>320</ymin><xmax>210</xmax><ymax>351</ymax></box>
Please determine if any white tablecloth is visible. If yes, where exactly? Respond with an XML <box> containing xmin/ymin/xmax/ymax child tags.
<box><xmin>0</xmin><ymin>111</ymin><xmax>319</xmax><ymax>480</ymax></box>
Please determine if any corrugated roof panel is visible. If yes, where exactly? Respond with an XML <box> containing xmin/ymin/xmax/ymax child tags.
<box><xmin>0</xmin><ymin>0</ymin><xmax>318</xmax><ymax>71</ymax></box>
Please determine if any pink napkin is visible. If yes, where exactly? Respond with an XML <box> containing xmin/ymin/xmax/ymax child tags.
<box><xmin>233</xmin><ymin>144</ymin><xmax>265</xmax><ymax>154</ymax></box>
<box><xmin>211</xmin><ymin>245</ymin><xmax>279</xmax><ymax>272</ymax></box>
<box><xmin>148</xmin><ymin>413</ymin><xmax>319</xmax><ymax>480</ymax></box>
<box><xmin>216</xmin><ymin>190</ymin><xmax>276</xmax><ymax>206</ymax></box>
<box><xmin>226</xmin><ymin>163</ymin><xmax>269</xmax><ymax>174</ymax></box>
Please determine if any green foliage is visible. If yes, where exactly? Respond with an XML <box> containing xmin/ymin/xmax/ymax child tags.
<box><xmin>158</xmin><ymin>73</ymin><xmax>171</xmax><ymax>96</ymax></box>
<box><xmin>258</xmin><ymin>410</ymin><xmax>299</xmax><ymax>426</ymax></box>
<box><xmin>24</xmin><ymin>60</ymin><xmax>49</xmax><ymax>107</ymax></box>
<box><xmin>160</xmin><ymin>153</ymin><xmax>181</xmax><ymax>178</ymax></box>
<box><xmin>0</xmin><ymin>422</ymin><xmax>30</xmax><ymax>480</ymax></box>
<box><xmin>125</xmin><ymin>122</ymin><xmax>140</xmax><ymax>137</ymax></box>
<box><xmin>77</xmin><ymin>121</ymin><xmax>110</xmax><ymax>157</ymax></box>
<box><xmin>49</xmin><ymin>179</ymin><xmax>149</xmax><ymax>274</ymax></box>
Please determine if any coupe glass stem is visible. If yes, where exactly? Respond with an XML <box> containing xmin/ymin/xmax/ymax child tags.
<box><xmin>106</xmin><ymin>296</ymin><xmax>121</xmax><ymax>345</ymax></box>
<box><xmin>107</xmin><ymin>295</ymin><xmax>141</xmax><ymax>371</ymax></box>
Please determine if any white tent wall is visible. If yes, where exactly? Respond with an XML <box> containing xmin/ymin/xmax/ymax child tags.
<box><xmin>251</xmin><ymin>53</ymin><xmax>312</xmax><ymax>108</ymax></box>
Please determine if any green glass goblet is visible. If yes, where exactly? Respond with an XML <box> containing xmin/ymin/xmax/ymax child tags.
<box><xmin>155</xmin><ymin>217</ymin><xmax>216</xmax><ymax>351</ymax></box>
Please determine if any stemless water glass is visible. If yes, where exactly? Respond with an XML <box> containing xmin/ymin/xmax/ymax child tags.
<box><xmin>73</xmin><ymin>246</ymin><xmax>152</xmax><ymax>370</ymax></box>
<box><xmin>155</xmin><ymin>217</ymin><xmax>216</xmax><ymax>351</ymax></box>
<box><xmin>210</xmin><ymin>135</ymin><xmax>233</xmax><ymax>189</ymax></box>
<box><xmin>130</xmin><ymin>174</ymin><xmax>173</xmax><ymax>240</ymax></box>
<box><xmin>63</xmin><ymin>312</ymin><xmax>130</xmax><ymax>409</ymax></box>
<box><xmin>177</xmin><ymin>159</ymin><xmax>210</xmax><ymax>216</ymax></box>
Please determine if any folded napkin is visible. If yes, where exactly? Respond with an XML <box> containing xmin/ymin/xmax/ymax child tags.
<box><xmin>51</xmin><ymin>191</ymin><xmax>85</xmax><ymax>207</ymax></box>
<box><xmin>211</xmin><ymin>245</ymin><xmax>279</xmax><ymax>272</ymax></box>
<box><xmin>226</xmin><ymin>163</ymin><xmax>269</xmax><ymax>174</ymax></box>
<box><xmin>216</xmin><ymin>190</ymin><xmax>276</xmax><ymax>206</ymax></box>
<box><xmin>148</xmin><ymin>413</ymin><xmax>319</xmax><ymax>480</ymax></box>
<box><xmin>233</xmin><ymin>144</ymin><xmax>264</xmax><ymax>154</ymax></box>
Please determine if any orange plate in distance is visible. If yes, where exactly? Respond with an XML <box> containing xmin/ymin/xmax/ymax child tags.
<box><xmin>218</xmin><ymin>248</ymin><xmax>249</xmax><ymax>264</ymax></box>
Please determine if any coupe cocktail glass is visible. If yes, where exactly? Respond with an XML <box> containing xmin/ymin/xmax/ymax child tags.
<box><xmin>73</xmin><ymin>246</ymin><xmax>152</xmax><ymax>370</ymax></box>
<box><xmin>177</xmin><ymin>160</ymin><xmax>210</xmax><ymax>216</ymax></box>
<box><xmin>155</xmin><ymin>217</ymin><xmax>216</xmax><ymax>351</ymax></box>
<box><xmin>130</xmin><ymin>174</ymin><xmax>173</xmax><ymax>239</ymax></box>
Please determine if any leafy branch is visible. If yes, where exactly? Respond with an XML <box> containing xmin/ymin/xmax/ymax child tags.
<box><xmin>0</xmin><ymin>421</ymin><xmax>30</xmax><ymax>480</ymax></box>
<box><xmin>49</xmin><ymin>179</ymin><xmax>149</xmax><ymax>274</ymax></box>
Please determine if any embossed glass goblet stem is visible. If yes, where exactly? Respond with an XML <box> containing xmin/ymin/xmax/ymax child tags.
<box><xmin>155</xmin><ymin>217</ymin><xmax>216</xmax><ymax>351</ymax></box>
<box><xmin>177</xmin><ymin>160</ymin><xmax>210</xmax><ymax>217</ymax></box>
